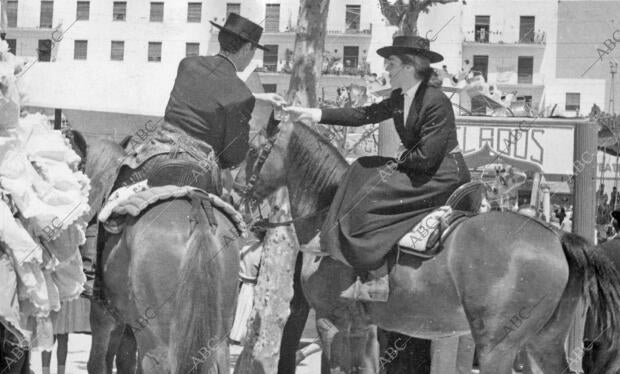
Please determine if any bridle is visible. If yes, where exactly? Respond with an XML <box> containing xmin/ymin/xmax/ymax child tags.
<box><xmin>234</xmin><ymin>116</ymin><xmax>281</xmax><ymax>224</ymax></box>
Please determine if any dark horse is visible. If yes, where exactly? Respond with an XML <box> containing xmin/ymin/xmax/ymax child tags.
<box><xmin>236</xmin><ymin>119</ymin><xmax>620</xmax><ymax>373</ymax></box>
<box><xmin>85</xmin><ymin>138</ymin><xmax>241</xmax><ymax>374</ymax></box>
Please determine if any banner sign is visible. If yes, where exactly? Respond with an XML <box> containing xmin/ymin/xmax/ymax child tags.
<box><xmin>456</xmin><ymin>120</ymin><xmax>575</xmax><ymax>174</ymax></box>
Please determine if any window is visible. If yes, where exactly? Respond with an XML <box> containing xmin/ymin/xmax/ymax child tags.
<box><xmin>472</xmin><ymin>55</ymin><xmax>488</xmax><ymax>81</ymax></box>
<box><xmin>76</xmin><ymin>1</ymin><xmax>89</xmax><ymax>20</ymax></box>
<box><xmin>474</xmin><ymin>15</ymin><xmax>490</xmax><ymax>43</ymax></box>
<box><xmin>186</xmin><ymin>42</ymin><xmax>200</xmax><ymax>57</ymax></box>
<box><xmin>263</xmin><ymin>84</ymin><xmax>277</xmax><ymax>93</ymax></box>
<box><xmin>519</xmin><ymin>16</ymin><xmax>535</xmax><ymax>43</ymax></box>
<box><xmin>7</xmin><ymin>1</ymin><xmax>18</xmax><ymax>28</ymax></box>
<box><xmin>148</xmin><ymin>42</ymin><xmax>162</xmax><ymax>62</ymax></box>
<box><xmin>517</xmin><ymin>56</ymin><xmax>533</xmax><ymax>84</ymax></box>
<box><xmin>74</xmin><ymin>40</ymin><xmax>87</xmax><ymax>60</ymax></box>
<box><xmin>226</xmin><ymin>3</ymin><xmax>241</xmax><ymax>18</ymax></box>
<box><xmin>40</xmin><ymin>1</ymin><xmax>54</xmax><ymax>28</ymax></box>
<box><xmin>343</xmin><ymin>46</ymin><xmax>359</xmax><ymax>69</ymax></box>
<box><xmin>187</xmin><ymin>2</ymin><xmax>201</xmax><ymax>22</ymax></box>
<box><xmin>265</xmin><ymin>4</ymin><xmax>280</xmax><ymax>32</ymax></box>
<box><xmin>263</xmin><ymin>44</ymin><xmax>278</xmax><ymax>71</ymax></box>
<box><xmin>37</xmin><ymin>39</ymin><xmax>52</xmax><ymax>61</ymax></box>
<box><xmin>566</xmin><ymin>93</ymin><xmax>581</xmax><ymax>112</ymax></box>
<box><xmin>150</xmin><ymin>2</ymin><xmax>164</xmax><ymax>22</ymax></box>
<box><xmin>6</xmin><ymin>39</ymin><xmax>16</xmax><ymax>54</ymax></box>
<box><xmin>113</xmin><ymin>2</ymin><xmax>126</xmax><ymax>21</ymax></box>
<box><xmin>345</xmin><ymin>5</ymin><xmax>361</xmax><ymax>32</ymax></box>
<box><xmin>111</xmin><ymin>41</ymin><xmax>124</xmax><ymax>60</ymax></box>
<box><xmin>517</xmin><ymin>95</ymin><xmax>533</xmax><ymax>105</ymax></box>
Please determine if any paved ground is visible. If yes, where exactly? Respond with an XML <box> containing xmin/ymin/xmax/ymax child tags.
<box><xmin>28</xmin><ymin>333</ymin><xmax>322</xmax><ymax>374</ymax></box>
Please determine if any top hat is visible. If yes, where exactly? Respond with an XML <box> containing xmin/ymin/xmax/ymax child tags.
<box><xmin>377</xmin><ymin>35</ymin><xmax>443</xmax><ymax>63</ymax></box>
<box><xmin>210</xmin><ymin>13</ymin><xmax>268</xmax><ymax>51</ymax></box>
<box><xmin>612</xmin><ymin>209</ymin><xmax>620</xmax><ymax>222</ymax></box>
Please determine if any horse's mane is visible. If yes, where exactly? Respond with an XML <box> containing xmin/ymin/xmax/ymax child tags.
<box><xmin>287</xmin><ymin>122</ymin><xmax>348</xmax><ymax>205</ymax></box>
<box><xmin>84</xmin><ymin>137</ymin><xmax>125</xmax><ymax>179</ymax></box>
<box><xmin>83</xmin><ymin>137</ymin><xmax>126</xmax><ymax>223</ymax></box>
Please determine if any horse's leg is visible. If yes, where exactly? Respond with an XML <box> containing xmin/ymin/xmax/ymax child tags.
<box><xmin>87</xmin><ymin>300</ymin><xmax>117</xmax><ymax>374</ymax></box>
<box><xmin>349</xmin><ymin>324</ymin><xmax>379</xmax><ymax>374</ymax></box>
<box><xmin>316</xmin><ymin>313</ymin><xmax>350</xmax><ymax>374</ymax></box>
<box><xmin>105</xmin><ymin>324</ymin><xmax>123</xmax><ymax>373</ymax></box>
<box><xmin>476</xmin><ymin>344</ymin><xmax>519</xmax><ymax>374</ymax></box>
<box><xmin>278</xmin><ymin>252</ymin><xmax>310</xmax><ymax>374</ymax></box>
<box><xmin>115</xmin><ymin>326</ymin><xmax>138</xmax><ymax>374</ymax></box>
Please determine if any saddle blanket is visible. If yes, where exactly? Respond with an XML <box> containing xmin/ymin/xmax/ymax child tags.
<box><xmin>98</xmin><ymin>180</ymin><xmax>149</xmax><ymax>223</ymax></box>
<box><xmin>98</xmin><ymin>183</ymin><xmax>246</xmax><ymax>236</ymax></box>
<box><xmin>397</xmin><ymin>206</ymin><xmax>453</xmax><ymax>251</ymax></box>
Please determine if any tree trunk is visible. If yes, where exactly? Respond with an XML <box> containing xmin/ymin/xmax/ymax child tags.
<box><xmin>233</xmin><ymin>187</ymin><xmax>300</xmax><ymax>374</ymax></box>
<box><xmin>0</xmin><ymin>0</ymin><xmax>8</xmax><ymax>35</ymax></box>
<box><xmin>400</xmin><ymin>9</ymin><xmax>419</xmax><ymax>36</ymax></box>
<box><xmin>286</xmin><ymin>0</ymin><xmax>330</xmax><ymax>108</ymax></box>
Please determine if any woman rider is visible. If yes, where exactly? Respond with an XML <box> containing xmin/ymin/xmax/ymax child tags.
<box><xmin>285</xmin><ymin>36</ymin><xmax>471</xmax><ymax>302</ymax></box>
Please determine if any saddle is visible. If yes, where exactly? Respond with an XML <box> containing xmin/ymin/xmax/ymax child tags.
<box><xmin>114</xmin><ymin>136</ymin><xmax>221</xmax><ymax>196</ymax></box>
<box><xmin>396</xmin><ymin>181</ymin><xmax>484</xmax><ymax>261</ymax></box>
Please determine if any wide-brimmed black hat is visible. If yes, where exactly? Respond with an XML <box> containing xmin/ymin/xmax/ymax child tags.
<box><xmin>377</xmin><ymin>36</ymin><xmax>443</xmax><ymax>63</ymax></box>
<box><xmin>612</xmin><ymin>209</ymin><xmax>620</xmax><ymax>222</ymax></box>
<box><xmin>210</xmin><ymin>13</ymin><xmax>268</xmax><ymax>51</ymax></box>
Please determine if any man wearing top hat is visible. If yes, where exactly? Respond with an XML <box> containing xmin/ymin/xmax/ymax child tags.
<box><xmin>286</xmin><ymin>36</ymin><xmax>471</xmax><ymax>302</ymax></box>
<box><xmin>164</xmin><ymin>12</ymin><xmax>285</xmax><ymax>171</ymax></box>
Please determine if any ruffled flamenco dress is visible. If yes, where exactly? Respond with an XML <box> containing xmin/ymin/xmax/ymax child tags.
<box><xmin>0</xmin><ymin>45</ymin><xmax>91</xmax><ymax>353</ymax></box>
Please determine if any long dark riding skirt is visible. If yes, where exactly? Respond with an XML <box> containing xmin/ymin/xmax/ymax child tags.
<box><xmin>320</xmin><ymin>153</ymin><xmax>471</xmax><ymax>271</ymax></box>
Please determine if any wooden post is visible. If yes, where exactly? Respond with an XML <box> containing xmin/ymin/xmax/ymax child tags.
<box><xmin>566</xmin><ymin>119</ymin><xmax>598</xmax><ymax>372</ymax></box>
<box><xmin>54</xmin><ymin>108</ymin><xmax>62</xmax><ymax>130</ymax></box>
<box><xmin>234</xmin><ymin>187</ymin><xmax>300</xmax><ymax>374</ymax></box>
<box><xmin>530</xmin><ymin>172</ymin><xmax>541</xmax><ymax>208</ymax></box>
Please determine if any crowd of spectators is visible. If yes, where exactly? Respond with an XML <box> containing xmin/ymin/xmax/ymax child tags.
<box><xmin>596</xmin><ymin>183</ymin><xmax>619</xmax><ymax>243</ymax></box>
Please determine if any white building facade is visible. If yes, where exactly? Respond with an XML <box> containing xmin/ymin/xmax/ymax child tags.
<box><xmin>3</xmin><ymin>0</ymin><xmax>609</xmax><ymax>137</ymax></box>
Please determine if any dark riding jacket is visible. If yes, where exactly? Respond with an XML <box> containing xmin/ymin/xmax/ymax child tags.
<box><xmin>164</xmin><ymin>55</ymin><xmax>255</xmax><ymax>169</ymax></box>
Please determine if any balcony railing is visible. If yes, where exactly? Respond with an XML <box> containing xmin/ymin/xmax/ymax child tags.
<box><xmin>463</xmin><ymin>29</ymin><xmax>546</xmax><ymax>45</ymax></box>
<box><xmin>256</xmin><ymin>62</ymin><xmax>372</xmax><ymax>77</ymax></box>
<box><xmin>281</xmin><ymin>26</ymin><xmax>371</xmax><ymax>35</ymax></box>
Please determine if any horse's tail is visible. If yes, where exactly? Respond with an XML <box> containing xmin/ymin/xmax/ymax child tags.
<box><xmin>170</xmin><ymin>201</ymin><xmax>234</xmax><ymax>374</ymax></box>
<box><xmin>560</xmin><ymin>232</ymin><xmax>620</xmax><ymax>373</ymax></box>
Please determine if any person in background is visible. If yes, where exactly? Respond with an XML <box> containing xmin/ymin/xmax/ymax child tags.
<box><xmin>556</xmin><ymin>206</ymin><xmax>566</xmax><ymax>225</ymax></box>
<box><xmin>560</xmin><ymin>210</ymin><xmax>572</xmax><ymax>232</ymax></box>
<box><xmin>229</xmin><ymin>224</ymin><xmax>267</xmax><ymax>344</ymax></box>
<box><xmin>597</xmin><ymin>183</ymin><xmax>608</xmax><ymax>206</ymax></box>
<box><xmin>611</xmin><ymin>186</ymin><xmax>618</xmax><ymax>210</ymax></box>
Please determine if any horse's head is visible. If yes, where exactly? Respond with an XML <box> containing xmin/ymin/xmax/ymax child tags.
<box><xmin>234</xmin><ymin>108</ymin><xmax>294</xmax><ymax>204</ymax></box>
